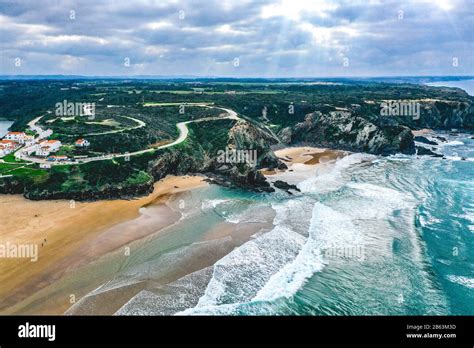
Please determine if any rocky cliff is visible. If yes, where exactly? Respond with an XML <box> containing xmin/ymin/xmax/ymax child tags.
<box><xmin>148</xmin><ymin>120</ymin><xmax>283</xmax><ymax>192</ymax></box>
<box><xmin>279</xmin><ymin>110</ymin><xmax>415</xmax><ymax>155</ymax></box>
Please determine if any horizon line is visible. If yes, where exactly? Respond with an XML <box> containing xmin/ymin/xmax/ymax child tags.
<box><xmin>0</xmin><ymin>74</ymin><xmax>473</xmax><ymax>80</ymax></box>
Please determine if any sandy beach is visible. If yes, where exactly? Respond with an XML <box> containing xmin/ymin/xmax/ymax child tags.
<box><xmin>276</xmin><ymin>146</ymin><xmax>348</xmax><ymax>165</ymax></box>
<box><xmin>0</xmin><ymin>175</ymin><xmax>207</xmax><ymax>313</ymax></box>
<box><xmin>412</xmin><ymin>128</ymin><xmax>433</xmax><ymax>136</ymax></box>
<box><xmin>261</xmin><ymin>147</ymin><xmax>349</xmax><ymax>177</ymax></box>
<box><xmin>0</xmin><ymin>147</ymin><xmax>342</xmax><ymax>315</ymax></box>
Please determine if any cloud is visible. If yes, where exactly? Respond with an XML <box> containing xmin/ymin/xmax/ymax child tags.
<box><xmin>0</xmin><ymin>0</ymin><xmax>472</xmax><ymax>76</ymax></box>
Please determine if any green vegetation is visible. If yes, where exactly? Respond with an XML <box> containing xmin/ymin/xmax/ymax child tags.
<box><xmin>0</xmin><ymin>162</ymin><xmax>24</xmax><ymax>174</ymax></box>
<box><xmin>143</xmin><ymin>102</ymin><xmax>213</xmax><ymax>106</ymax></box>
<box><xmin>0</xmin><ymin>78</ymin><xmax>472</xmax><ymax>200</ymax></box>
<box><xmin>2</xmin><ymin>153</ymin><xmax>26</xmax><ymax>163</ymax></box>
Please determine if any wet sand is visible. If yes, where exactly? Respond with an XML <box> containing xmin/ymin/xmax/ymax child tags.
<box><xmin>276</xmin><ymin>146</ymin><xmax>348</xmax><ymax>166</ymax></box>
<box><xmin>65</xmin><ymin>207</ymin><xmax>276</xmax><ymax>315</ymax></box>
<box><xmin>0</xmin><ymin>147</ymin><xmax>343</xmax><ymax>315</ymax></box>
<box><xmin>412</xmin><ymin>128</ymin><xmax>433</xmax><ymax>136</ymax></box>
<box><xmin>0</xmin><ymin>175</ymin><xmax>207</xmax><ymax>313</ymax></box>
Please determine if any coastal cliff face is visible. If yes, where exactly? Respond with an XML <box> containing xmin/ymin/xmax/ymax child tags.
<box><xmin>149</xmin><ymin>120</ymin><xmax>282</xmax><ymax>192</ymax></box>
<box><xmin>0</xmin><ymin>177</ymin><xmax>25</xmax><ymax>195</ymax></box>
<box><xmin>375</xmin><ymin>99</ymin><xmax>474</xmax><ymax>130</ymax></box>
<box><xmin>211</xmin><ymin>120</ymin><xmax>282</xmax><ymax>191</ymax></box>
<box><xmin>415</xmin><ymin>100</ymin><xmax>474</xmax><ymax>129</ymax></box>
<box><xmin>277</xmin><ymin>98</ymin><xmax>473</xmax><ymax>155</ymax></box>
<box><xmin>279</xmin><ymin>111</ymin><xmax>415</xmax><ymax>155</ymax></box>
<box><xmin>25</xmin><ymin>178</ymin><xmax>154</xmax><ymax>201</ymax></box>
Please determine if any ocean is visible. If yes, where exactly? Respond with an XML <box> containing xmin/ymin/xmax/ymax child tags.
<box><xmin>426</xmin><ymin>79</ymin><xmax>474</xmax><ymax>96</ymax></box>
<box><xmin>71</xmin><ymin>81</ymin><xmax>473</xmax><ymax>316</ymax></box>
<box><xmin>174</xmin><ymin>133</ymin><xmax>473</xmax><ymax>315</ymax></box>
<box><xmin>0</xmin><ymin>120</ymin><xmax>13</xmax><ymax>138</ymax></box>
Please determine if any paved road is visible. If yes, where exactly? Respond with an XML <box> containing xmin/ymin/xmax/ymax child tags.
<box><xmin>15</xmin><ymin>106</ymin><xmax>241</xmax><ymax>166</ymax></box>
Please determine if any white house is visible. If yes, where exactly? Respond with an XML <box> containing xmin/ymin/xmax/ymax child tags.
<box><xmin>0</xmin><ymin>140</ymin><xmax>17</xmax><ymax>158</ymax></box>
<box><xmin>75</xmin><ymin>138</ymin><xmax>90</xmax><ymax>147</ymax></box>
<box><xmin>24</xmin><ymin>144</ymin><xmax>39</xmax><ymax>156</ymax></box>
<box><xmin>0</xmin><ymin>144</ymin><xmax>10</xmax><ymax>157</ymax></box>
<box><xmin>4</xmin><ymin>132</ymin><xmax>26</xmax><ymax>142</ymax></box>
<box><xmin>36</xmin><ymin>140</ymin><xmax>61</xmax><ymax>157</ymax></box>
<box><xmin>23</xmin><ymin>135</ymin><xmax>35</xmax><ymax>146</ymax></box>
<box><xmin>36</xmin><ymin>147</ymin><xmax>51</xmax><ymax>157</ymax></box>
<box><xmin>0</xmin><ymin>140</ymin><xmax>18</xmax><ymax>151</ymax></box>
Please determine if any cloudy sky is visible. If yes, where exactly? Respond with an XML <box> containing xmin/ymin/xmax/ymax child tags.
<box><xmin>0</xmin><ymin>0</ymin><xmax>472</xmax><ymax>77</ymax></box>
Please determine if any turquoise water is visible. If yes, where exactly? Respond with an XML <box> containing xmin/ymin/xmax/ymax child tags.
<box><xmin>101</xmin><ymin>134</ymin><xmax>472</xmax><ymax>316</ymax></box>
<box><xmin>75</xmin><ymin>132</ymin><xmax>473</xmax><ymax>315</ymax></box>
<box><xmin>78</xmin><ymin>80</ymin><xmax>473</xmax><ymax>315</ymax></box>
<box><xmin>173</xmin><ymin>135</ymin><xmax>472</xmax><ymax>315</ymax></box>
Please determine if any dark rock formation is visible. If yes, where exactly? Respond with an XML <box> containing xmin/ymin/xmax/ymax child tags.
<box><xmin>273</xmin><ymin>180</ymin><xmax>301</xmax><ymax>192</ymax></box>
<box><xmin>414</xmin><ymin>136</ymin><xmax>438</xmax><ymax>145</ymax></box>
<box><xmin>278</xmin><ymin>111</ymin><xmax>416</xmax><ymax>155</ymax></box>
<box><xmin>24</xmin><ymin>180</ymin><xmax>154</xmax><ymax>201</ymax></box>
<box><xmin>416</xmin><ymin>146</ymin><xmax>443</xmax><ymax>157</ymax></box>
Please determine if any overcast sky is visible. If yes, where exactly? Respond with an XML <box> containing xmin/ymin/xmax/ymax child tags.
<box><xmin>0</xmin><ymin>0</ymin><xmax>473</xmax><ymax>77</ymax></box>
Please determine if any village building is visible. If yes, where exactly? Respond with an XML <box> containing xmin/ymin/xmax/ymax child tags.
<box><xmin>51</xmin><ymin>155</ymin><xmax>68</xmax><ymax>162</ymax></box>
<box><xmin>75</xmin><ymin>138</ymin><xmax>90</xmax><ymax>147</ymax></box>
<box><xmin>0</xmin><ymin>144</ymin><xmax>10</xmax><ymax>157</ymax></box>
<box><xmin>0</xmin><ymin>140</ymin><xmax>19</xmax><ymax>158</ymax></box>
<box><xmin>35</xmin><ymin>140</ymin><xmax>61</xmax><ymax>157</ymax></box>
<box><xmin>23</xmin><ymin>135</ymin><xmax>35</xmax><ymax>145</ymax></box>
<box><xmin>24</xmin><ymin>144</ymin><xmax>39</xmax><ymax>156</ymax></box>
<box><xmin>0</xmin><ymin>139</ymin><xmax>17</xmax><ymax>149</ymax></box>
<box><xmin>4</xmin><ymin>131</ymin><xmax>26</xmax><ymax>142</ymax></box>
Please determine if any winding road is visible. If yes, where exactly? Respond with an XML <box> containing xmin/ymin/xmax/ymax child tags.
<box><xmin>15</xmin><ymin>106</ymin><xmax>241</xmax><ymax>166</ymax></box>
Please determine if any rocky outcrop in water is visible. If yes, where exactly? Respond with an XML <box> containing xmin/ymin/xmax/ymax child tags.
<box><xmin>414</xmin><ymin>136</ymin><xmax>438</xmax><ymax>145</ymax></box>
<box><xmin>273</xmin><ymin>180</ymin><xmax>300</xmax><ymax>193</ymax></box>
<box><xmin>416</xmin><ymin>146</ymin><xmax>443</xmax><ymax>157</ymax></box>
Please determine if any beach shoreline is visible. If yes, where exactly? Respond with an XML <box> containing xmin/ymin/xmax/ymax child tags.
<box><xmin>1</xmin><ymin>146</ymin><xmax>343</xmax><ymax>315</ymax></box>
<box><xmin>0</xmin><ymin>175</ymin><xmax>208</xmax><ymax>313</ymax></box>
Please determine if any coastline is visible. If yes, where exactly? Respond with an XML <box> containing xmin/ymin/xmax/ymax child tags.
<box><xmin>263</xmin><ymin>146</ymin><xmax>349</xmax><ymax>180</ymax></box>
<box><xmin>1</xmin><ymin>146</ymin><xmax>344</xmax><ymax>315</ymax></box>
<box><xmin>275</xmin><ymin>146</ymin><xmax>349</xmax><ymax>166</ymax></box>
<box><xmin>0</xmin><ymin>175</ymin><xmax>208</xmax><ymax>313</ymax></box>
